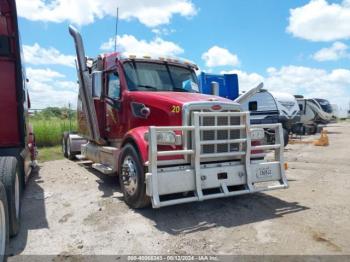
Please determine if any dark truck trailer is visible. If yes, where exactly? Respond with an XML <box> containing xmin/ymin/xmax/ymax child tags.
<box><xmin>0</xmin><ymin>0</ymin><xmax>36</xmax><ymax>259</ymax></box>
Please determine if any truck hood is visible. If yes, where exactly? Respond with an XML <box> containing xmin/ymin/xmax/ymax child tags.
<box><xmin>128</xmin><ymin>91</ymin><xmax>233</xmax><ymax>106</ymax></box>
<box><xmin>125</xmin><ymin>91</ymin><xmax>240</xmax><ymax>130</ymax></box>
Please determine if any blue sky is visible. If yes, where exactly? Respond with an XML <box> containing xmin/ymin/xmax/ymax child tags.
<box><xmin>16</xmin><ymin>0</ymin><xmax>350</xmax><ymax>112</ymax></box>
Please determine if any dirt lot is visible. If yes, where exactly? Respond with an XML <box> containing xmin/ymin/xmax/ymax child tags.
<box><xmin>7</xmin><ymin>122</ymin><xmax>350</xmax><ymax>257</ymax></box>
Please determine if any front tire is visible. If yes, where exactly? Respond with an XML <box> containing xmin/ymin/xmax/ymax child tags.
<box><xmin>0</xmin><ymin>182</ymin><xmax>9</xmax><ymax>262</ymax></box>
<box><xmin>0</xmin><ymin>157</ymin><xmax>21</xmax><ymax>237</ymax></box>
<box><xmin>119</xmin><ymin>144</ymin><xmax>150</xmax><ymax>209</ymax></box>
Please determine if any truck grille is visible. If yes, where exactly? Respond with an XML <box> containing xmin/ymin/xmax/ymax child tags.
<box><xmin>200</xmin><ymin>114</ymin><xmax>241</xmax><ymax>154</ymax></box>
<box><xmin>188</xmin><ymin>109</ymin><xmax>241</xmax><ymax>155</ymax></box>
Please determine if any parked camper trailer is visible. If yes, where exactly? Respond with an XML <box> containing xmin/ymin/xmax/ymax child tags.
<box><xmin>240</xmin><ymin>90</ymin><xmax>282</xmax><ymax>144</ymax></box>
<box><xmin>269</xmin><ymin>92</ymin><xmax>300</xmax><ymax>133</ymax></box>
<box><xmin>240</xmin><ymin>90</ymin><xmax>279</xmax><ymax>125</ymax></box>
<box><xmin>240</xmin><ymin>90</ymin><xmax>297</xmax><ymax>146</ymax></box>
<box><xmin>295</xmin><ymin>96</ymin><xmax>333</xmax><ymax>134</ymax></box>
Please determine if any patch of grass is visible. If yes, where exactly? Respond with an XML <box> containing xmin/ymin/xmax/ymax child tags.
<box><xmin>37</xmin><ymin>146</ymin><xmax>64</xmax><ymax>162</ymax></box>
<box><xmin>30</xmin><ymin>118</ymin><xmax>77</xmax><ymax>147</ymax></box>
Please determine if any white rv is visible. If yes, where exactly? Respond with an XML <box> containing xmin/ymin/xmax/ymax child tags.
<box><xmin>270</xmin><ymin>92</ymin><xmax>301</xmax><ymax>128</ymax></box>
<box><xmin>240</xmin><ymin>90</ymin><xmax>279</xmax><ymax>125</ymax></box>
<box><xmin>241</xmin><ymin>90</ymin><xmax>300</xmax><ymax>146</ymax></box>
<box><xmin>295</xmin><ymin>96</ymin><xmax>333</xmax><ymax>134</ymax></box>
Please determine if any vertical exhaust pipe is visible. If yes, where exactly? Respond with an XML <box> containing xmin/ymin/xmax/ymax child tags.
<box><xmin>211</xmin><ymin>81</ymin><xmax>219</xmax><ymax>96</ymax></box>
<box><xmin>69</xmin><ymin>25</ymin><xmax>106</xmax><ymax>145</ymax></box>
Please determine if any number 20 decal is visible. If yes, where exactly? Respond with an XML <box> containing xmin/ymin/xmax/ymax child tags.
<box><xmin>171</xmin><ymin>105</ymin><xmax>181</xmax><ymax>113</ymax></box>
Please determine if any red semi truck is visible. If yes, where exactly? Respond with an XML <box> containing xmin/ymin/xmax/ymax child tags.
<box><xmin>0</xmin><ymin>0</ymin><xmax>36</xmax><ymax>259</ymax></box>
<box><xmin>63</xmin><ymin>26</ymin><xmax>288</xmax><ymax>209</ymax></box>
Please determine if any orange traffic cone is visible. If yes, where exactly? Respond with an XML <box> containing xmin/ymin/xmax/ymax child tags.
<box><xmin>313</xmin><ymin>130</ymin><xmax>329</xmax><ymax>146</ymax></box>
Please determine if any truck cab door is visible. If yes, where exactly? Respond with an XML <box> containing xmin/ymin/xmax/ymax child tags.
<box><xmin>105</xmin><ymin>71</ymin><xmax>122</xmax><ymax>140</ymax></box>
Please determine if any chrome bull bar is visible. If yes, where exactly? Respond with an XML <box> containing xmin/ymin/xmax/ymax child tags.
<box><xmin>146</xmin><ymin>111</ymin><xmax>288</xmax><ymax>208</ymax></box>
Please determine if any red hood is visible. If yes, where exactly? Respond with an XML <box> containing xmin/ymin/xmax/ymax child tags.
<box><xmin>123</xmin><ymin>91</ymin><xmax>238</xmax><ymax>134</ymax></box>
<box><xmin>128</xmin><ymin>91</ymin><xmax>232</xmax><ymax>106</ymax></box>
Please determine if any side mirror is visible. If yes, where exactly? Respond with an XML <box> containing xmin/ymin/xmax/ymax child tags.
<box><xmin>182</xmin><ymin>79</ymin><xmax>199</xmax><ymax>92</ymax></box>
<box><xmin>92</xmin><ymin>71</ymin><xmax>103</xmax><ymax>98</ymax></box>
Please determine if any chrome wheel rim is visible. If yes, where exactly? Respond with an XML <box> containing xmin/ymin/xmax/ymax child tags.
<box><xmin>0</xmin><ymin>200</ymin><xmax>6</xmax><ymax>258</ymax></box>
<box><xmin>15</xmin><ymin>172</ymin><xmax>20</xmax><ymax>219</ymax></box>
<box><xmin>121</xmin><ymin>156</ymin><xmax>138</xmax><ymax>196</ymax></box>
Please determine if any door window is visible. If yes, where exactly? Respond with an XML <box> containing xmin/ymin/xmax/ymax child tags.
<box><xmin>107</xmin><ymin>72</ymin><xmax>120</xmax><ymax>99</ymax></box>
<box><xmin>249</xmin><ymin>101</ymin><xmax>258</xmax><ymax>111</ymax></box>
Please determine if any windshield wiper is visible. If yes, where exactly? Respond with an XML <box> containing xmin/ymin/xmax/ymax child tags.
<box><xmin>137</xmin><ymin>84</ymin><xmax>158</xmax><ymax>90</ymax></box>
<box><xmin>173</xmin><ymin>87</ymin><xmax>190</xmax><ymax>92</ymax></box>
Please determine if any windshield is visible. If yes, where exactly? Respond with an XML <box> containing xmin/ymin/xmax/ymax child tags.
<box><xmin>315</xmin><ymin>99</ymin><xmax>333</xmax><ymax>113</ymax></box>
<box><xmin>123</xmin><ymin>61</ymin><xmax>198</xmax><ymax>92</ymax></box>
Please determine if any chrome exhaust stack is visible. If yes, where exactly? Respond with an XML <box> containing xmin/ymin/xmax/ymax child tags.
<box><xmin>211</xmin><ymin>81</ymin><xmax>219</xmax><ymax>96</ymax></box>
<box><xmin>69</xmin><ymin>25</ymin><xmax>106</xmax><ymax>145</ymax></box>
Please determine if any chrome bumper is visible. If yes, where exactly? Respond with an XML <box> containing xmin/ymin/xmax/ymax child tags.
<box><xmin>146</xmin><ymin>111</ymin><xmax>288</xmax><ymax>208</ymax></box>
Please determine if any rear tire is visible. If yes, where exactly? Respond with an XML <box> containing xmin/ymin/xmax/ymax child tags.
<box><xmin>18</xmin><ymin>157</ymin><xmax>26</xmax><ymax>192</ymax></box>
<box><xmin>119</xmin><ymin>144</ymin><xmax>150</xmax><ymax>209</ymax></box>
<box><xmin>62</xmin><ymin>132</ymin><xmax>69</xmax><ymax>158</ymax></box>
<box><xmin>0</xmin><ymin>157</ymin><xmax>21</xmax><ymax>237</ymax></box>
<box><xmin>62</xmin><ymin>132</ymin><xmax>75</xmax><ymax>160</ymax></box>
<box><xmin>283</xmin><ymin>128</ymin><xmax>289</xmax><ymax>147</ymax></box>
<box><xmin>66</xmin><ymin>137</ymin><xmax>76</xmax><ymax>160</ymax></box>
<box><xmin>0</xmin><ymin>182</ymin><xmax>9</xmax><ymax>262</ymax></box>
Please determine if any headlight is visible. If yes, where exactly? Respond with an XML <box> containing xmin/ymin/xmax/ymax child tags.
<box><xmin>144</xmin><ymin>131</ymin><xmax>182</xmax><ymax>145</ymax></box>
<box><xmin>251</xmin><ymin>128</ymin><xmax>265</xmax><ymax>141</ymax></box>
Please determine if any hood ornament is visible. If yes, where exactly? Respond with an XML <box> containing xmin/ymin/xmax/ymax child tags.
<box><xmin>207</xmin><ymin>98</ymin><xmax>219</xmax><ymax>101</ymax></box>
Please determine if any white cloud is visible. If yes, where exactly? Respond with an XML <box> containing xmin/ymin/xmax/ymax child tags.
<box><xmin>16</xmin><ymin>0</ymin><xmax>197</xmax><ymax>27</ymax></box>
<box><xmin>26</xmin><ymin>68</ymin><xmax>65</xmax><ymax>82</ymax></box>
<box><xmin>151</xmin><ymin>28</ymin><xmax>176</xmax><ymax>36</ymax></box>
<box><xmin>265</xmin><ymin>66</ymin><xmax>350</xmax><ymax>107</ymax></box>
<box><xmin>312</xmin><ymin>42</ymin><xmax>349</xmax><ymax>61</ymax></box>
<box><xmin>26</xmin><ymin>68</ymin><xmax>77</xmax><ymax>108</ymax></box>
<box><xmin>101</xmin><ymin>34</ymin><xmax>184</xmax><ymax>57</ymax></box>
<box><xmin>202</xmin><ymin>46</ymin><xmax>240</xmax><ymax>68</ymax></box>
<box><xmin>287</xmin><ymin>0</ymin><xmax>350</xmax><ymax>42</ymax></box>
<box><xmin>23</xmin><ymin>43</ymin><xmax>75</xmax><ymax>68</ymax></box>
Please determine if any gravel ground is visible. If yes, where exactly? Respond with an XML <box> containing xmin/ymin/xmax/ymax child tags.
<box><xmin>7</xmin><ymin>122</ymin><xmax>350</xmax><ymax>257</ymax></box>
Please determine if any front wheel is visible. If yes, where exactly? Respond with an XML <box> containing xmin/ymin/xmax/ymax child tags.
<box><xmin>118</xmin><ymin>144</ymin><xmax>150</xmax><ymax>209</ymax></box>
<box><xmin>0</xmin><ymin>182</ymin><xmax>9</xmax><ymax>262</ymax></box>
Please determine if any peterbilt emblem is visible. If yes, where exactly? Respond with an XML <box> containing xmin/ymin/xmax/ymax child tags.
<box><xmin>211</xmin><ymin>105</ymin><xmax>222</xmax><ymax>111</ymax></box>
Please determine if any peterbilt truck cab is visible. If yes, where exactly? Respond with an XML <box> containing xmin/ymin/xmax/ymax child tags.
<box><xmin>64</xmin><ymin>26</ymin><xmax>288</xmax><ymax>208</ymax></box>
